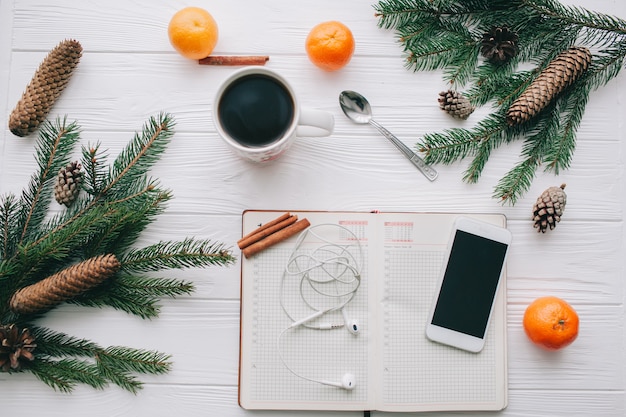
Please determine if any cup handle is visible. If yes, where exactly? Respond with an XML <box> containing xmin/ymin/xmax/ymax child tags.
<box><xmin>296</xmin><ymin>108</ymin><xmax>334</xmax><ymax>137</ymax></box>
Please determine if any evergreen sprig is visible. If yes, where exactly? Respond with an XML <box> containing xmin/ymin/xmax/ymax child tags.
<box><xmin>121</xmin><ymin>238</ymin><xmax>233</xmax><ymax>272</ymax></box>
<box><xmin>0</xmin><ymin>113</ymin><xmax>236</xmax><ymax>392</ymax></box>
<box><xmin>375</xmin><ymin>0</ymin><xmax>626</xmax><ymax>204</ymax></box>
<box><xmin>16</xmin><ymin>117</ymin><xmax>80</xmax><ymax>246</ymax></box>
<box><xmin>28</xmin><ymin>327</ymin><xmax>171</xmax><ymax>393</ymax></box>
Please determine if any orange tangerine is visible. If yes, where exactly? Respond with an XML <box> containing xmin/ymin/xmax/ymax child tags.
<box><xmin>523</xmin><ymin>296</ymin><xmax>579</xmax><ymax>350</ymax></box>
<box><xmin>168</xmin><ymin>7</ymin><xmax>219</xmax><ymax>60</ymax></box>
<box><xmin>305</xmin><ymin>21</ymin><xmax>355</xmax><ymax>71</ymax></box>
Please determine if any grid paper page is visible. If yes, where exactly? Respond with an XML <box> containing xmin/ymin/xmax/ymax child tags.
<box><xmin>376</xmin><ymin>213</ymin><xmax>506</xmax><ymax>412</ymax></box>
<box><xmin>381</xmin><ymin>248</ymin><xmax>498</xmax><ymax>405</ymax></box>
<box><xmin>240</xmin><ymin>212</ymin><xmax>374</xmax><ymax>410</ymax></box>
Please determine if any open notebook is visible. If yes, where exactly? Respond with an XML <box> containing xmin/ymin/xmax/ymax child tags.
<box><xmin>238</xmin><ymin>210</ymin><xmax>508</xmax><ymax>412</ymax></box>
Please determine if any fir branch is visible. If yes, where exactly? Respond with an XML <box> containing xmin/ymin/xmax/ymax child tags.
<box><xmin>95</xmin><ymin>364</ymin><xmax>142</xmax><ymax>394</ymax></box>
<box><xmin>95</xmin><ymin>347</ymin><xmax>171</xmax><ymax>393</ymax></box>
<box><xmin>72</xmin><ymin>274</ymin><xmax>194</xmax><ymax>319</ymax></box>
<box><xmin>493</xmin><ymin>147</ymin><xmax>541</xmax><ymax>204</ymax></box>
<box><xmin>98</xmin><ymin>346</ymin><xmax>171</xmax><ymax>375</ymax></box>
<box><xmin>80</xmin><ymin>183</ymin><xmax>171</xmax><ymax>257</ymax></box>
<box><xmin>523</xmin><ymin>0</ymin><xmax>626</xmax><ymax>37</ymax></box>
<box><xmin>11</xmin><ymin>114</ymin><xmax>175</xmax><ymax>269</ymax></box>
<box><xmin>11</xmin><ymin>204</ymin><xmax>119</xmax><ymax>287</ymax></box>
<box><xmin>114</xmin><ymin>275</ymin><xmax>194</xmax><ymax>298</ymax></box>
<box><xmin>103</xmin><ymin>112</ymin><xmax>174</xmax><ymax>199</ymax></box>
<box><xmin>30</xmin><ymin>358</ymin><xmax>107</xmax><ymax>392</ymax></box>
<box><xmin>0</xmin><ymin>261</ymin><xmax>20</xmax><ymax>322</ymax></box>
<box><xmin>73</xmin><ymin>287</ymin><xmax>162</xmax><ymax>319</ymax></box>
<box><xmin>494</xmin><ymin>101</ymin><xmax>561</xmax><ymax>203</ymax></box>
<box><xmin>1</xmin><ymin>194</ymin><xmax>19</xmax><ymax>259</ymax></box>
<box><xmin>465</xmin><ymin>63</ymin><xmax>515</xmax><ymax>106</ymax></box>
<box><xmin>405</xmin><ymin>32</ymin><xmax>475</xmax><ymax>74</ymax></box>
<box><xmin>374</xmin><ymin>0</ymin><xmax>440</xmax><ymax>30</ymax></box>
<box><xmin>121</xmin><ymin>238</ymin><xmax>236</xmax><ymax>272</ymax></box>
<box><xmin>81</xmin><ymin>142</ymin><xmax>109</xmax><ymax>196</ymax></box>
<box><xmin>419</xmin><ymin>113</ymin><xmax>509</xmax><ymax>165</ymax></box>
<box><xmin>462</xmin><ymin>133</ymin><xmax>496</xmax><ymax>184</ymax></box>
<box><xmin>31</xmin><ymin>327</ymin><xmax>100</xmax><ymax>357</ymax></box>
<box><xmin>543</xmin><ymin>81</ymin><xmax>591</xmax><ymax>173</ymax></box>
<box><xmin>419</xmin><ymin>129</ymin><xmax>483</xmax><ymax>164</ymax></box>
<box><xmin>586</xmin><ymin>44</ymin><xmax>626</xmax><ymax>90</ymax></box>
<box><xmin>443</xmin><ymin>42</ymin><xmax>481</xmax><ymax>86</ymax></box>
<box><xmin>16</xmin><ymin>118</ymin><xmax>80</xmax><ymax>248</ymax></box>
<box><xmin>29</xmin><ymin>327</ymin><xmax>171</xmax><ymax>392</ymax></box>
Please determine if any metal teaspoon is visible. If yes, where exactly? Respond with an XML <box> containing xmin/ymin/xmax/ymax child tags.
<box><xmin>339</xmin><ymin>90</ymin><xmax>438</xmax><ymax>181</ymax></box>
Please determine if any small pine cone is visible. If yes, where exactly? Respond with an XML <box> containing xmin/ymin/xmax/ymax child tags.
<box><xmin>438</xmin><ymin>90</ymin><xmax>475</xmax><ymax>119</ymax></box>
<box><xmin>8</xmin><ymin>39</ymin><xmax>82</xmax><ymax>137</ymax></box>
<box><xmin>532</xmin><ymin>184</ymin><xmax>567</xmax><ymax>233</ymax></box>
<box><xmin>481</xmin><ymin>26</ymin><xmax>519</xmax><ymax>63</ymax></box>
<box><xmin>507</xmin><ymin>47</ymin><xmax>591</xmax><ymax>126</ymax></box>
<box><xmin>0</xmin><ymin>324</ymin><xmax>37</xmax><ymax>372</ymax></box>
<box><xmin>9</xmin><ymin>254</ymin><xmax>121</xmax><ymax>315</ymax></box>
<box><xmin>54</xmin><ymin>161</ymin><xmax>82</xmax><ymax>206</ymax></box>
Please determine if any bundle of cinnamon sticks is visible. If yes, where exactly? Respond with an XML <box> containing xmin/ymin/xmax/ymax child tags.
<box><xmin>238</xmin><ymin>212</ymin><xmax>310</xmax><ymax>258</ymax></box>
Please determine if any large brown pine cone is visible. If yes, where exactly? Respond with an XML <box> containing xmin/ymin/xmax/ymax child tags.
<box><xmin>9</xmin><ymin>254</ymin><xmax>121</xmax><ymax>315</ymax></box>
<box><xmin>8</xmin><ymin>39</ymin><xmax>82</xmax><ymax>137</ymax></box>
<box><xmin>507</xmin><ymin>47</ymin><xmax>591</xmax><ymax>126</ymax></box>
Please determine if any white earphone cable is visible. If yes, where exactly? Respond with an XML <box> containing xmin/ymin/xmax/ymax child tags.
<box><xmin>279</xmin><ymin>223</ymin><xmax>363</xmax><ymax>325</ymax></box>
<box><xmin>277</xmin><ymin>223</ymin><xmax>364</xmax><ymax>388</ymax></box>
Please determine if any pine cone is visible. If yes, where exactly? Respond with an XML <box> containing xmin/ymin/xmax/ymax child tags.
<box><xmin>0</xmin><ymin>324</ymin><xmax>37</xmax><ymax>372</ymax></box>
<box><xmin>54</xmin><ymin>161</ymin><xmax>82</xmax><ymax>206</ymax></box>
<box><xmin>532</xmin><ymin>184</ymin><xmax>567</xmax><ymax>233</ymax></box>
<box><xmin>438</xmin><ymin>90</ymin><xmax>475</xmax><ymax>119</ymax></box>
<box><xmin>9</xmin><ymin>254</ymin><xmax>121</xmax><ymax>315</ymax></box>
<box><xmin>8</xmin><ymin>39</ymin><xmax>82</xmax><ymax>137</ymax></box>
<box><xmin>507</xmin><ymin>47</ymin><xmax>591</xmax><ymax>126</ymax></box>
<box><xmin>481</xmin><ymin>26</ymin><xmax>519</xmax><ymax>63</ymax></box>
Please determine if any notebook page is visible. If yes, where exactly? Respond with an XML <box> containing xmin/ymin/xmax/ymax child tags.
<box><xmin>374</xmin><ymin>212</ymin><xmax>507</xmax><ymax>412</ymax></box>
<box><xmin>239</xmin><ymin>211</ymin><xmax>375</xmax><ymax>411</ymax></box>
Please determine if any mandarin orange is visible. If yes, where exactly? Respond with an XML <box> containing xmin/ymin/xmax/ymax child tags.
<box><xmin>305</xmin><ymin>21</ymin><xmax>355</xmax><ymax>71</ymax></box>
<box><xmin>523</xmin><ymin>296</ymin><xmax>579</xmax><ymax>350</ymax></box>
<box><xmin>168</xmin><ymin>7</ymin><xmax>219</xmax><ymax>60</ymax></box>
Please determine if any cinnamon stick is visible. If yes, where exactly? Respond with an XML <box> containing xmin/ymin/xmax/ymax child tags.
<box><xmin>238</xmin><ymin>214</ymin><xmax>298</xmax><ymax>250</ymax></box>
<box><xmin>238</xmin><ymin>212</ymin><xmax>292</xmax><ymax>247</ymax></box>
<box><xmin>198</xmin><ymin>55</ymin><xmax>269</xmax><ymax>66</ymax></box>
<box><xmin>242</xmin><ymin>218</ymin><xmax>310</xmax><ymax>258</ymax></box>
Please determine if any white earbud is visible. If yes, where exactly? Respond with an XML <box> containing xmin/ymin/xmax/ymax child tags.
<box><xmin>289</xmin><ymin>309</ymin><xmax>329</xmax><ymax>329</ymax></box>
<box><xmin>320</xmin><ymin>373</ymin><xmax>356</xmax><ymax>390</ymax></box>
<box><xmin>341</xmin><ymin>308</ymin><xmax>359</xmax><ymax>335</ymax></box>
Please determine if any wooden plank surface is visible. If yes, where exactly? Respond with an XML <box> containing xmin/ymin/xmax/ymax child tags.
<box><xmin>1</xmin><ymin>0</ymin><xmax>625</xmax><ymax>416</ymax></box>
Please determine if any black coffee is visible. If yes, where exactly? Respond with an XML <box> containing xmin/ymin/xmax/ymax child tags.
<box><xmin>218</xmin><ymin>74</ymin><xmax>294</xmax><ymax>147</ymax></box>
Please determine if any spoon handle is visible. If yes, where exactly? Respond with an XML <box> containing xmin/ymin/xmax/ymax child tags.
<box><xmin>369</xmin><ymin>120</ymin><xmax>438</xmax><ymax>181</ymax></box>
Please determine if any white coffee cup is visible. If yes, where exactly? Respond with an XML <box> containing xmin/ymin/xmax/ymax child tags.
<box><xmin>213</xmin><ymin>67</ymin><xmax>334</xmax><ymax>163</ymax></box>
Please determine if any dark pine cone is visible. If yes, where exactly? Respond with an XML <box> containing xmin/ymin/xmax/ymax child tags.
<box><xmin>54</xmin><ymin>161</ymin><xmax>82</xmax><ymax>206</ymax></box>
<box><xmin>481</xmin><ymin>26</ymin><xmax>519</xmax><ymax>63</ymax></box>
<box><xmin>532</xmin><ymin>184</ymin><xmax>567</xmax><ymax>233</ymax></box>
<box><xmin>0</xmin><ymin>324</ymin><xmax>37</xmax><ymax>372</ymax></box>
<box><xmin>438</xmin><ymin>90</ymin><xmax>475</xmax><ymax>119</ymax></box>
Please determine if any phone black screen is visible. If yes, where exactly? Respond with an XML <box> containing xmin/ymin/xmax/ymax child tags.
<box><xmin>431</xmin><ymin>230</ymin><xmax>509</xmax><ymax>338</ymax></box>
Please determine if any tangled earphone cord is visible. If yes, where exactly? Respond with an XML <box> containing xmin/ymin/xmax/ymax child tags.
<box><xmin>276</xmin><ymin>223</ymin><xmax>364</xmax><ymax>388</ymax></box>
<box><xmin>279</xmin><ymin>223</ymin><xmax>364</xmax><ymax>325</ymax></box>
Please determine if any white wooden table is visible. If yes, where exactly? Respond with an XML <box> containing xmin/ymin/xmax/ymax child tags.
<box><xmin>1</xmin><ymin>0</ymin><xmax>624</xmax><ymax>416</ymax></box>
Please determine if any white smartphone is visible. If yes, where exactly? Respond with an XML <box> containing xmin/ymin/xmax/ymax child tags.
<box><xmin>425</xmin><ymin>216</ymin><xmax>512</xmax><ymax>353</ymax></box>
